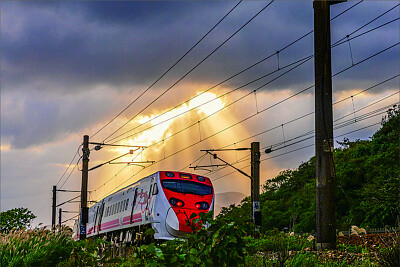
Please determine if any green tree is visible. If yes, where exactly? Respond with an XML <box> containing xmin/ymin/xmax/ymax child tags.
<box><xmin>218</xmin><ymin>106</ymin><xmax>399</xmax><ymax>232</ymax></box>
<box><xmin>0</xmin><ymin>207</ymin><xmax>36</xmax><ymax>233</ymax></box>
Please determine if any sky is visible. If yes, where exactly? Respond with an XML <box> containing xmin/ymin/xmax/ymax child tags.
<box><xmin>1</xmin><ymin>0</ymin><xmax>399</xmax><ymax>227</ymax></box>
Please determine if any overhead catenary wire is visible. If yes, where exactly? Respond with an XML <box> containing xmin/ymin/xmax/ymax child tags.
<box><xmin>95</xmin><ymin>41</ymin><xmax>394</xmax><ymax>200</ymax></box>
<box><xmin>56</xmin><ymin>195</ymin><xmax>80</xmax><ymax>208</ymax></box>
<box><xmin>102</xmin><ymin>0</ymin><xmax>276</xmax><ymax>143</ymax></box>
<box><xmin>94</xmin><ymin>0</ymin><xmax>364</xmax><ymax>145</ymax></box>
<box><xmin>59</xmin><ymin>0</ymin><xmax>363</xmax><ymax>203</ymax></box>
<box><xmin>56</xmin><ymin>145</ymin><xmax>81</xmax><ymax>187</ymax></box>
<box><xmin>109</xmin><ymin>55</ymin><xmax>314</xmax><ymax>145</ymax></box>
<box><xmin>59</xmin><ymin>156</ymin><xmax>82</xmax><ymax>190</ymax></box>
<box><xmin>112</xmin><ymin>41</ymin><xmax>397</xmax><ymax>153</ymax></box>
<box><xmin>92</xmin><ymin>148</ymin><xmax>145</xmax><ymax>195</ymax></box>
<box><xmin>62</xmin><ymin>214</ymin><xmax>79</xmax><ymax>224</ymax></box>
<box><xmin>205</xmin><ymin>97</ymin><xmax>399</xmax><ymax>177</ymax></box>
<box><xmin>107</xmin><ymin>22</ymin><xmax>395</xmax><ymax>146</ymax></box>
<box><xmin>211</xmin><ymin>120</ymin><xmax>385</xmax><ymax>182</ymax></box>
<box><xmin>89</xmin><ymin>0</ymin><xmax>243</xmax><ymax>139</ymax></box>
<box><xmin>332</xmin><ymin>3</ymin><xmax>399</xmax><ymax>46</ymax></box>
<box><xmin>332</xmin><ymin>17</ymin><xmax>400</xmax><ymax>48</ymax></box>
<box><xmin>96</xmin><ymin>55</ymin><xmax>313</xmax><ymax>200</ymax></box>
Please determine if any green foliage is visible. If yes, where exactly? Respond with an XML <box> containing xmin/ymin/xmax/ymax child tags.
<box><xmin>0</xmin><ymin>208</ymin><xmax>36</xmax><ymax>234</ymax></box>
<box><xmin>220</xmin><ymin>107</ymin><xmax>399</xmax><ymax>232</ymax></box>
<box><xmin>0</xmin><ymin>227</ymin><xmax>74</xmax><ymax>267</ymax></box>
<box><xmin>284</xmin><ymin>253</ymin><xmax>317</xmax><ymax>267</ymax></box>
<box><xmin>0</xmin><ymin>226</ymin><xmax>114</xmax><ymax>267</ymax></box>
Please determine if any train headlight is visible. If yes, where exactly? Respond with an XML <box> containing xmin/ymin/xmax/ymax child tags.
<box><xmin>195</xmin><ymin>202</ymin><xmax>209</xmax><ymax>210</ymax></box>
<box><xmin>169</xmin><ymin>197</ymin><xmax>185</xmax><ymax>207</ymax></box>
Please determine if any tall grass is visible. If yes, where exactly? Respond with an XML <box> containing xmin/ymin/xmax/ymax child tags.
<box><xmin>0</xmin><ymin>226</ymin><xmax>74</xmax><ymax>267</ymax></box>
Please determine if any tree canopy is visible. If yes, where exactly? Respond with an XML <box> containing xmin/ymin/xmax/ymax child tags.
<box><xmin>219</xmin><ymin>106</ymin><xmax>399</xmax><ymax>232</ymax></box>
<box><xmin>0</xmin><ymin>207</ymin><xmax>36</xmax><ymax>233</ymax></box>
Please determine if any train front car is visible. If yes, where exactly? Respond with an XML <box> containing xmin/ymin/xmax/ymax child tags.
<box><xmin>157</xmin><ymin>171</ymin><xmax>214</xmax><ymax>239</ymax></box>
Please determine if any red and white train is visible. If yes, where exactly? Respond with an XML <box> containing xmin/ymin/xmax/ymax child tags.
<box><xmin>73</xmin><ymin>171</ymin><xmax>214</xmax><ymax>241</ymax></box>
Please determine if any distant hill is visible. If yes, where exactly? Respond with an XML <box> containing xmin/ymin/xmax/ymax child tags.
<box><xmin>214</xmin><ymin>192</ymin><xmax>246</xmax><ymax>215</ymax></box>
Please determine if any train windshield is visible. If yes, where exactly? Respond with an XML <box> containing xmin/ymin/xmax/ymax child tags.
<box><xmin>161</xmin><ymin>179</ymin><xmax>212</xmax><ymax>196</ymax></box>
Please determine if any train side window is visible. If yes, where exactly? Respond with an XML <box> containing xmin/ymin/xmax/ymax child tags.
<box><xmin>125</xmin><ymin>199</ymin><xmax>129</xmax><ymax>210</ymax></box>
<box><xmin>152</xmin><ymin>184</ymin><xmax>158</xmax><ymax>195</ymax></box>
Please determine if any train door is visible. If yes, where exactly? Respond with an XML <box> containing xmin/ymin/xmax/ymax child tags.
<box><xmin>147</xmin><ymin>180</ymin><xmax>158</xmax><ymax>219</ymax></box>
<box><xmin>130</xmin><ymin>188</ymin><xmax>138</xmax><ymax>223</ymax></box>
<box><xmin>96</xmin><ymin>201</ymin><xmax>105</xmax><ymax>233</ymax></box>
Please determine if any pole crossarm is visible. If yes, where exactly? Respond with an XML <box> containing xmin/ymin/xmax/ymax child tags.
<box><xmin>89</xmin><ymin>142</ymin><xmax>147</xmax><ymax>149</ymax></box>
<box><xmin>57</xmin><ymin>189</ymin><xmax>81</xmax><ymax>193</ymax></box>
<box><xmin>205</xmin><ymin>151</ymin><xmax>251</xmax><ymax>179</ymax></box>
<box><xmin>190</xmin><ymin>164</ymin><xmax>228</xmax><ymax>169</ymax></box>
<box><xmin>109</xmin><ymin>161</ymin><xmax>155</xmax><ymax>164</ymax></box>
<box><xmin>61</xmin><ymin>211</ymin><xmax>80</xmax><ymax>213</ymax></box>
<box><xmin>200</xmin><ymin>148</ymin><xmax>251</xmax><ymax>152</ymax></box>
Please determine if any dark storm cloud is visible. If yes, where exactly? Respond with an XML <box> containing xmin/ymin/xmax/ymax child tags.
<box><xmin>1</xmin><ymin>1</ymin><xmax>398</xmax><ymax>95</ymax></box>
<box><xmin>1</xmin><ymin>1</ymin><xmax>398</xmax><ymax>149</ymax></box>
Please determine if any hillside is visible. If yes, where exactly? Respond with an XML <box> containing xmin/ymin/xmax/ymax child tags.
<box><xmin>218</xmin><ymin>106</ymin><xmax>399</xmax><ymax>232</ymax></box>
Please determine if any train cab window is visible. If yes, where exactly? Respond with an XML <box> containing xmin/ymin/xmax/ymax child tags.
<box><xmin>161</xmin><ymin>180</ymin><xmax>212</xmax><ymax>196</ymax></box>
<box><xmin>152</xmin><ymin>184</ymin><xmax>158</xmax><ymax>195</ymax></box>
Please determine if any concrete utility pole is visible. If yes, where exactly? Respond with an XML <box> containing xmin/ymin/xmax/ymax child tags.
<box><xmin>314</xmin><ymin>0</ymin><xmax>345</xmax><ymax>250</ymax></box>
<box><xmin>80</xmin><ymin>135</ymin><xmax>90</xmax><ymax>240</ymax></box>
<box><xmin>59</xmin><ymin>208</ymin><xmax>62</xmax><ymax>227</ymax></box>
<box><xmin>196</xmin><ymin>142</ymin><xmax>261</xmax><ymax>233</ymax></box>
<box><xmin>52</xmin><ymin>185</ymin><xmax>57</xmax><ymax>230</ymax></box>
<box><xmin>251</xmin><ymin>142</ymin><xmax>261</xmax><ymax>231</ymax></box>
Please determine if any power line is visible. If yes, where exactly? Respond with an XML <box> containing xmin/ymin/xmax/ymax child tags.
<box><xmin>59</xmin><ymin>156</ymin><xmax>82</xmax><ymax>189</ymax></box>
<box><xmin>62</xmin><ymin>214</ymin><xmax>79</xmax><ymax>224</ymax></box>
<box><xmin>90</xmin><ymin>0</ymin><xmax>243</xmax><ymax>139</ymax></box>
<box><xmin>87</xmin><ymin>0</ymin><xmax>364</xmax><ymax>199</ymax></box>
<box><xmin>109</xmin><ymin>55</ymin><xmax>314</xmax><ymax>144</ymax></box>
<box><xmin>96</xmin><ymin>0</ymin><xmax>364</xmax><ymax>144</ymax></box>
<box><xmin>333</xmin><ymin>74</ymin><xmax>399</xmax><ymax>105</ymax></box>
<box><xmin>107</xmin><ymin>25</ymin><xmax>396</xmax><ymax>146</ymax></box>
<box><xmin>96</xmin><ymin>41</ymin><xmax>391</xmax><ymax>200</ymax></box>
<box><xmin>332</xmin><ymin>3</ymin><xmax>399</xmax><ymax>46</ymax></box>
<box><xmin>333</xmin><ymin>42</ymin><xmax>399</xmax><ymax>77</ymax></box>
<box><xmin>103</xmin><ymin>1</ymin><xmax>368</xmax><ymax>146</ymax></box>
<box><xmin>332</xmin><ymin>17</ymin><xmax>399</xmax><ymax>48</ymax></box>
<box><xmin>92</xmin><ymin>148</ymin><xmax>145</xmax><ymax>195</ymax></box>
<box><xmin>56</xmin><ymin>195</ymin><xmax>80</xmax><ymax>208</ymax></box>
<box><xmin>114</xmin><ymin>41</ymin><xmax>396</xmax><ymax>150</ymax></box>
<box><xmin>330</xmin><ymin>0</ymin><xmax>364</xmax><ymax>21</ymax></box>
<box><xmin>56</xmin><ymin>145</ymin><xmax>81</xmax><ymax>186</ymax></box>
<box><xmin>102</xmin><ymin>0</ymin><xmax>276</xmax><ymax>143</ymax></box>
<box><xmin>211</xmin><ymin>120</ymin><xmax>384</xmax><ymax>182</ymax></box>
<box><xmin>96</xmin><ymin>56</ymin><xmax>313</xmax><ymax>199</ymax></box>
<box><xmin>185</xmin><ymin>83</ymin><xmax>400</xmax><ymax>176</ymax></box>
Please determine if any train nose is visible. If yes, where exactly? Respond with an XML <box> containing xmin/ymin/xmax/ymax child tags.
<box><xmin>165</xmin><ymin>208</ymin><xmax>199</xmax><ymax>237</ymax></box>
